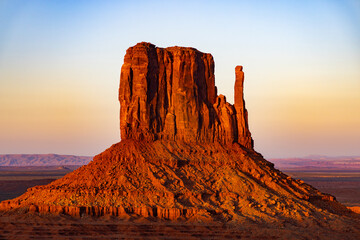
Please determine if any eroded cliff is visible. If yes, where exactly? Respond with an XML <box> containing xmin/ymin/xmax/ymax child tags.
<box><xmin>0</xmin><ymin>43</ymin><xmax>357</xmax><ymax>229</ymax></box>
<box><xmin>119</xmin><ymin>42</ymin><xmax>253</xmax><ymax>147</ymax></box>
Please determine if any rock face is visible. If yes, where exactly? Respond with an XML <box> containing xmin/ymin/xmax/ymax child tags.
<box><xmin>0</xmin><ymin>140</ymin><xmax>340</xmax><ymax>222</ymax></box>
<box><xmin>119</xmin><ymin>42</ymin><xmax>253</xmax><ymax>147</ymax></box>
<box><xmin>234</xmin><ymin>66</ymin><xmax>253</xmax><ymax>149</ymax></box>
<box><xmin>0</xmin><ymin>43</ymin><xmax>358</xmax><ymax>228</ymax></box>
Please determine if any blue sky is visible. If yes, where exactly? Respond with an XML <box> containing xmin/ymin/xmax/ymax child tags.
<box><xmin>0</xmin><ymin>0</ymin><xmax>359</xmax><ymax>158</ymax></box>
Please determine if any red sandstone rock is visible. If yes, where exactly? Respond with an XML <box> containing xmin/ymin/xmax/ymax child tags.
<box><xmin>119</xmin><ymin>42</ymin><xmax>253</xmax><ymax>147</ymax></box>
<box><xmin>0</xmin><ymin>42</ymin><xmax>355</xmax><ymax>225</ymax></box>
<box><xmin>0</xmin><ymin>139</ymin><xmax>344</xmax><ymax>221</ymax></box>
<box><xmin>234</xmin><ymin>66</ymin><xmax>253</xmax><ymax>149</ymax></box>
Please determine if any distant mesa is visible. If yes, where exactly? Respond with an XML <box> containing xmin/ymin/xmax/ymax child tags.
<box><xmin>270</xmin><ymin>156</ymin><xmax>360</xmax><ymax>171</ymax></box>
<box><xmin>0</xmin><ymin>42</ymin><xmax>358</xmax><ymax>231</ymax></box>
<box><xmin>0</xmin><ymin>154</ymin><xmax>92</xmax><ymax>167</ymax></box>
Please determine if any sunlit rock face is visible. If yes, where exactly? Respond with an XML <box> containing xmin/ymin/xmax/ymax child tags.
<box><xmin>2</xmin><ymin>43</ymin><xmax>355</xmax><ymax>232</ymax></box>
<box><xmin>119</xmin><ymin>42</ymin><xmax>253</xmax><ymax>148</ymax></box>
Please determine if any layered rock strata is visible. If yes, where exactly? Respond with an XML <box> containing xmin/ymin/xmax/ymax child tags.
<box><xmin>0</xmin><ymin>140</ymin><xmax>340</xmax><ymax>222</ymax></box>
<box><xmin>0</xmin><ymin>43</ymin><xmax>357</xmax><ymax>225</ymax></box>
<box><xmin>119</xmin><ymin>42</ymin><xmax>253</xmax><ymax>148</ymax></box>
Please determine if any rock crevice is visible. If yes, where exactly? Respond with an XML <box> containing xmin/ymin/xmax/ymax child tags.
<box><xmin>119</xmin><ymin>42</ymin><xmax>253</xmax><ymax>148</ymax></box>
<box><xmin>1</xmin><ymin>42</ymin><xmax>354</xmax><ymax>226</ymax></box>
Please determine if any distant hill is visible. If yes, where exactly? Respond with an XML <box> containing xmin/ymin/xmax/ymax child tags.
<box><xmin>269</xmin><ymin>156</ymin><xmax>360</xmax><ymax>171</ymax></box>
<box><xmin>0</xmin><ymin>154</ymin><xmax>92</xmax><ymax>166</ymax></box>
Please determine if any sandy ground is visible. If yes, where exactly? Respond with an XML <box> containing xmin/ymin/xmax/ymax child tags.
<box><xmin>285</xmin><ymin>170</ymin><xmax>360</xmax><ymax>207</ymax></box>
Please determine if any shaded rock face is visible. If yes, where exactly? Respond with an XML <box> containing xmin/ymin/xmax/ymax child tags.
<box><xmin>1</xmin><ymin>42</ymin><xmax>358</xmax><ymax>229</ymax></box>
<box><xmin>119</xmin><ymin>42</ymin><xmax>253</xmax><ymax>148</ymax></box>
<box><xmin>0</xmin><ymin>140</ymin><xmax>342</xmax><ymax>222</ymax></box>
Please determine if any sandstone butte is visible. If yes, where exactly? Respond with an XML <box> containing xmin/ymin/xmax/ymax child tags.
<box><xmin>0</xmin><ymin>43</ymin><xmax>359</xmax><ymax>231</ymax></box>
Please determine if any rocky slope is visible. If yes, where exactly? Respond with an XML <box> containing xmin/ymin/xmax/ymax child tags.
<box><xmin>0</xmin><ymin>43</ymin><xmax>359</xmax><ymax>235</ymax></box>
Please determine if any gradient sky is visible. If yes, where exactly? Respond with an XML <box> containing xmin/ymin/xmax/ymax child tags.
<box><xmin>0</xmin><ymin>0</ymin><xmax>359</xmax><ymax>158</ymax></box>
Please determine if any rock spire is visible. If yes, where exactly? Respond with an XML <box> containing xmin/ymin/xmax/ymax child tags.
<box><xmin>119</xmin><ymin>42</ymin><xmax>253</xmax><ymax>148</ymax></box>
<box><xmin>1</xmin><ymin>43</ymin><xmax>354</xmax><ymax>234</ymax></box>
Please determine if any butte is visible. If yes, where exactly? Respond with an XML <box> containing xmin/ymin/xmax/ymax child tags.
<box><xmin>0</xmin><ymin>43</ymin><xmax>359</xmax><ymax>230</ymax></box>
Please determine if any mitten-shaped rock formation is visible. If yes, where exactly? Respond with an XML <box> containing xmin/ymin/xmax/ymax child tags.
<box><xmin>0</xmin><ymin>43</ymin><xmax>358</xmax><ymax>229</ymax></box>
<box><xmin>120</xmin><ymin>42</ymin><xmax>253</xmax><ymax>148</ymax></box>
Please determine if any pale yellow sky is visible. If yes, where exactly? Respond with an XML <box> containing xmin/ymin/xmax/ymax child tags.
<box><xmin>0</xmin><ymin>0</ymin><xmax>359</xmax><ymax>157</ymax></box>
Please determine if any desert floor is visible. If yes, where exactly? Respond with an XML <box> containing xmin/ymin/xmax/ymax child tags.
<box><xmin>0</xmin><ymin>211</ymin><xmax>359</xmax><ymax>240</ymax></box>
<box><xmin>286</xmin><ymin>170</ymin><xmax>360</xmax><ymax>207</ymax></box>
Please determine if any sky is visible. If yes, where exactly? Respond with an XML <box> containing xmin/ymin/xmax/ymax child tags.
<box><xmin>0</xmin><ymin>0</ymin><xmax>359</xmax><ymax>158</ymax></box>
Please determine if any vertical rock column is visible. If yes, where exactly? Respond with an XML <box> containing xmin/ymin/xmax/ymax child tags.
<box><xmin>234</xmin><ymin>66</ymin><xmax>254</xmax><ymax>149</ymax></box>
<box><xmin>119</xmin><ymin>43</ymin><xmax>254</xmax><ymax>149</ymax></box>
